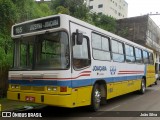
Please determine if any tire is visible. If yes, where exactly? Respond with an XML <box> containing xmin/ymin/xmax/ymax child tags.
<box><xmin>155</xmin><ymin>79</ymin><xmax>158</xmax><ymax>85</ymax></box>
<box><xmin>139</xmin><ymin>78</ymin><xmax>146</xmax><ymax>94</ymax></box>
<box><xmin>90</xmin><ymin>84</ymin><xmax>101</xmax><ymax>111</ymax></box>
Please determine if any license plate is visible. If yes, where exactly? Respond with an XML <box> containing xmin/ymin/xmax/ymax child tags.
<box><xmin>25</xmin><ymin>96</ymin><xmax>35</xmax><ymax>102</ymax></box>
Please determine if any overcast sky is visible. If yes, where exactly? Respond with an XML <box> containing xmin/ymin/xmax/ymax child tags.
<box><xmin>125</xmin><ymin>0</ymin><xmax>160</xmax><ymax>26</ymax></box>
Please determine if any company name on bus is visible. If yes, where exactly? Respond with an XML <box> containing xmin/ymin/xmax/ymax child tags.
<box><xmin>93</xmin><ymin>66</ymin><xmax>107</xmax><ymax>72</ymax></box>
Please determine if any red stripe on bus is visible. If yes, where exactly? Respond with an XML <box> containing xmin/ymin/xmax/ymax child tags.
<box><xmin>9</xmin><ymin>74</ymin><xmax>91</xmax><ymax>80</ymax></box>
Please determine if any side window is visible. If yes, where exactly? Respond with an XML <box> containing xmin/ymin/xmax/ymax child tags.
<box><xmin>143</xmin><ymin>51</ymin><xmax>149</xmax><ymax>64</ymax></box>
<box><xmin>135</xmin><ymin>48</ymin><xmax>143</xmax><ymax>63</ymax></box>
<box><xmin>92</xmin><ymin>33</ymin><xmax>101</xmax><ymax>49</ymax></box>
<box><xmin>149</xmin><ymin>52</ymin><xmax>154</xmax><ymax>64</ymax></box>
<box><xmin>125</xmin><ymin>44</ymin><xmax>135</xmax><ymax>62</ymax></box>
<box><xmin>73</xmin><ymin>37</ymin><xmax>91</xmax><ymax>69</ymax></box>
<box><xmin>111</xmin><ymin>39</ymin><xmax>124</xmax><ymax>62</ymax></box>
<box><xmin>92</xmin><ymin>33</ymin><xmax>111</xmax><ymax>61</ymax></box>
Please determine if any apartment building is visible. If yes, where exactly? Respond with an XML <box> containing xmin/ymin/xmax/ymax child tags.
<box><xmin>85</xmin><ymin>0</ymin><xmax>128</xmax><ymax>19</ymax></box>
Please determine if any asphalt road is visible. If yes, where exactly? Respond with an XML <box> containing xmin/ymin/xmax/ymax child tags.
<box><xmin>1</xmin><ymin>81</ymin><xmax>160</xmax><ymax>120</ymax></box>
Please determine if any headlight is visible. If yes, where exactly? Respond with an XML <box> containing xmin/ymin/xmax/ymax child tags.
<box><xmin>15</xmin><ymin>85</ymin><xmax>19</xmax><ymax>89</ymax></box>
<box><xmin>53</xmin><ymin>87</ymin><xmax>57</xmax><ymax>91</ymax></box>
<box><xmin>11</xmin><ymin>85</ymin><xmax>15</xmax><ymax>89</ymax></box>
<box><xmin>11</xmin><ymin>85</ymin><xmax>19</xmax><ymax>89</ymax></box>
<box><xmin>47</xmin><ymin>87</ymin><xmax>52</xmax><ymax>91</ymax></box>
<box><xmin>47</xmin><ymin>86</ymin><xmax>57</xmax><ymax>91</ymax></box>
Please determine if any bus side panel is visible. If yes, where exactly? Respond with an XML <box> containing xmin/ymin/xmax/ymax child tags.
<box><xmin>107</xmin><ymin>83</ymin><xmax>116</xmax><ymax>99</ymax></box>
<box><xmin>146</xmin><ymin>65</ymin><xmax>156</xmax><ymax>86</ymax></box>
<box><xmin>107</xmin><ymin>79</ymin><xmax>141</xmax><ymax>100</ymax></box>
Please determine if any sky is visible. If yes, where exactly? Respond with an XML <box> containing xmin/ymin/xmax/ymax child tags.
<box><xmin>125</xmin><ymin>0</ymin><xmax>160</xmax><ymax>26</ymax></box>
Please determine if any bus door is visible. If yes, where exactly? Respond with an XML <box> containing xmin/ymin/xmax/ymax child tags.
<box><xmin>70</xmin><ymin>22</ymin><xmax>92</xmax><ymax>103</ymax></box>
<box><xmin>70</xmin><ymin>22</ymin><xmax>91</xmax><ymax>82</ymax></box>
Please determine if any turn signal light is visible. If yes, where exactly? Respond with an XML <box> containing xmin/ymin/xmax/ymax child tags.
<box><xmin>60</xmin><ymin>86</ymin><xmax>67</xmax><ymax>92</ymax></box>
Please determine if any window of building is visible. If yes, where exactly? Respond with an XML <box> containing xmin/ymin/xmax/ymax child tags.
<box><xmin>135</xmin><ymin>47</ymin><xmax>143</xmax><ymax>63</ymax></box>
<box><xmin>89</xmin><ymin>6</ymin><xmax>93</xmax><ymax>9</ymax></box>
<box><xmin>111</xmin><ymin>39</ymin><xmax>124</xmax><ymax>62</ymax></box>
<box><xmin>98</xmin><ymin>4</ymin><xmax>103</xmax><ymax>8</ymax></box>
<box><xmin>98</xmin><ymin>12</ymin><xmax>102</xmax><ymax>15</ymax></box>
<box><xmin>92</xmin><ymin>33</ymin><xmax>111</xmax><ymax>61</ymax></box>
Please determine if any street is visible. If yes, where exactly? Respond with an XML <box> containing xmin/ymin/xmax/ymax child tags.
<box><xmin>1</xmin><ymin>81</ymin><xmax>160</xmax><ymax>120</ymax></box>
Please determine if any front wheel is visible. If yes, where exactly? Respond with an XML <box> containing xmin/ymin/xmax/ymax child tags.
<box><xmin>90</xmin><ymin>84</ymin><xmax>101</xmax><ymax>111</ymax></box>
<box><xmin>139</xmin><ymin>79</ymin><xmax>146</xmax><ymax>94</ymax></box>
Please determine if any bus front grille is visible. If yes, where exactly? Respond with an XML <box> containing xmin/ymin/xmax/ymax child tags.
<box><xmin>20</xmin><ymin>86</ymin><xmax>45</xmax><ymax>91</ymax></box>
<box><xmin>20</xmin><ymin>86</ymin><xmax>31</xmax><ymax>90</ymax></box>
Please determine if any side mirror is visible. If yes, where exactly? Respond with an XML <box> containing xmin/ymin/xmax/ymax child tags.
<box><xmin>76</xmin><ymin>33</ymin><xmax>83</xmax><ymax>45</ymax></box>
<box><xmin>72</xmin><ymin>30</ymin><xmax>83</xmax><ymax>45</ymax></box>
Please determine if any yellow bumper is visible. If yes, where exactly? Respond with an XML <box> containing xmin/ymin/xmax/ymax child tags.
<box><xmin>7</xmin><ymin>91</ymin><xmax>77</xmax><ymax>108</ymax></box>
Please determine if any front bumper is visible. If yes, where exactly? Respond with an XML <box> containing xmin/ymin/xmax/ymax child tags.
<box><xmin>7</xmin><ymin>91</ymin><xmax>77</xmax><ymax>108</ymax></box>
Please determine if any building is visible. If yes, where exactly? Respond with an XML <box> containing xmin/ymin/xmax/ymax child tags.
<box><xmin>116</xmin><ymin>15</ymin><xmax>160</xmax><ymax>74</ymax></box>
<box><xmin>85</xmin><ymin>0</ymin><xmax>128</xmax><ymax>19</ymax></box>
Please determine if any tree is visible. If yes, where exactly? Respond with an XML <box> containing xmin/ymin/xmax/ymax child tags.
<box><xmin>50</xmin><ymin>0</ymin><xmax>89</xmax><ymax>20</ymax></box>
<box><xmin>89</xmin><ymin>13</ymin><xmax>117</xmax><ymax>33</ymax></box>
<box><xmin>50</xmin><ymin>0</ymin><xmax>116</xmax><ymax>33</ymax></box>
<box><xmin>0</xmin><ymin>0</ymin><xmax>53</xmax><ymax>66</ymax></box>
<box><xmin>0</xmin><ymin>0</ymin><xmax>18</xmax><ymax>65</ymax></box>
<box><xmin>12</xmin><ymin>0</ymin><xmax>53</xmax><ymax>22</ymax></box>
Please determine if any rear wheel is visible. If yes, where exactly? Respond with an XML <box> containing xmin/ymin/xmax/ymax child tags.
<box><xmin>139</xmin><ymin>78</ymin><xmax>146</xmax><ymax>94</ymax></box>
<box><xmin>155</xmin><ymin>79</ymin><xmax>158</xmax><ymax>85</ymax></box>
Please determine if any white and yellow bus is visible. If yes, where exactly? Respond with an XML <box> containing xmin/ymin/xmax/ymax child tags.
<box><xmin>8</xmin><ymin>14</ymin><xmax>156</xmax><ymax>111</ymax></box>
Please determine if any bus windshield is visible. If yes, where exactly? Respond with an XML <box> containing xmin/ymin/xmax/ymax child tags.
<box><xmin>13</xmin><ymin>31</ymin><xmax>69</xmax><ymax>70</ymax></box>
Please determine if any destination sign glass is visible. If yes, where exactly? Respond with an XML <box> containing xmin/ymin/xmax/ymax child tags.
<box><xmin>13</xmin><ymin>16</ymin><xmax>60</xmax><ymax>35</ymax></box>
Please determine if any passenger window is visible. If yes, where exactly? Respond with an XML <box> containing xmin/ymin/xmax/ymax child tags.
<box><xmin>135</xmin><ymin>48</ymin><xmax>143</xmax><ymax>63</ymax></box>
<box><xmin>92</xmin><ymin>33</ymin><xmax>111</xmax><ymax>61</ymax></box>
<box><xmin>149</xmin><ymin>52</ymin><xmax>154</xmax><ymax>64</ymax></box>
<box><xmin>143</xmin><ymin>51</ymin><xmax>149</xmax><ymax>64</ymax></box>
<box><xmin>111</xmin><ymin>40</ymin><xmax>124</xmax><ymax>62</ymax></box>
<box><xmin>92</xmin><ymin>33</ymin><xmax>101</xmax><ymax>49</ymax></box>
<box><xmin>125</xmin><ymin>44</ymin><xmax>135</xmax><ymax>62</ymax></box>
<box><xmin>73</xmin><ymin>37</ymin><xmax>91</xmax><ymax>69</ymax></box>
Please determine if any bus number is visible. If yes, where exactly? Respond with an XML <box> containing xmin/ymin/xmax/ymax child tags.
<box><xmin>15</xmin><ymin>27</ymin><xmax>23</xmax><ymax>34</ymax></box>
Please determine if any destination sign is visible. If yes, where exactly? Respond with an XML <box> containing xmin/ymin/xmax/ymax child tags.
<box><xmin>13</xmin><ymin>16</ymin><xmax>60</xmax><ymax>35</ymax></box>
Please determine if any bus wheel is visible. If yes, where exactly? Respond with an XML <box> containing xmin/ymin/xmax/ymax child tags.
<box><xmin>90</xmin><ymin>84</ymin><xmax>101</xmax><ymax>111</ymax></box>
<box><xmin>155</xmin><ymin>79</ymin><xmax>158</xmax><ymax>85</ymax></box>
<box><xmin>139</xmin><ymin>78</ymin><xmax>146</xmax><ymax>94</ymax></box>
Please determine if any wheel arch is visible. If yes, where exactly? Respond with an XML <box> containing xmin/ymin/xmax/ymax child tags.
<box><xmin>92</xmin><ymin>79</ymin><xmax>107</xmax><ymax>98</ymax></box>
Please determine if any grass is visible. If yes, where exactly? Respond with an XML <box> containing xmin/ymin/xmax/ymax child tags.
<box><xmin>0</xmin><ymin>97</ymin><xmax>43</xmax><ymax>111</ymax></box>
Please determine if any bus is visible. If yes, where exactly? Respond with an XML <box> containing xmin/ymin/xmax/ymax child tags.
<box><xmin>7</xmin><ymin>14</ymin><xmax>156</xmax><ymax>111</ymax></box>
